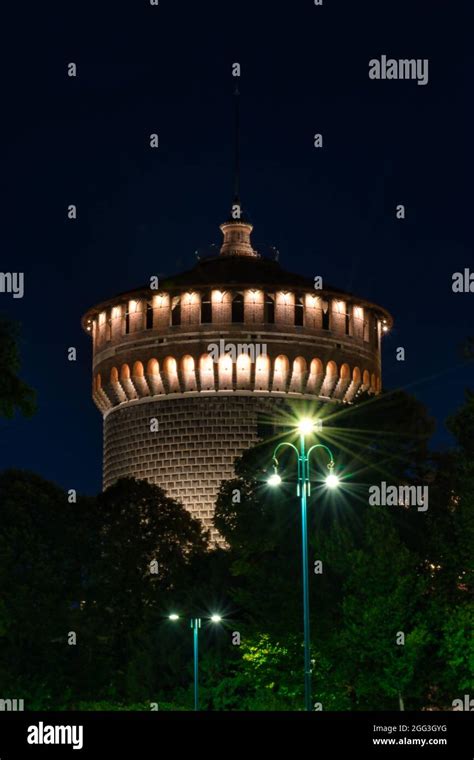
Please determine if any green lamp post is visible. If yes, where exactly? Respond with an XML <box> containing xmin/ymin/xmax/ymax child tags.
<box><xmin>267</xmin><ymin>417</ymin><xmax>339</xmax><ymax>711</ymax></box>
<box><xmin>169</xmin><ymin>613</ymin><xmax>222</xmax><ymax>711</ymax></box>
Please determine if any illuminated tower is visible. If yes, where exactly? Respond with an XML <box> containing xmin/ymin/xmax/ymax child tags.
<box><xmin>82</xmin><ymin>95</ymin><xmax>392</xmax><ymax>541</ymax></box>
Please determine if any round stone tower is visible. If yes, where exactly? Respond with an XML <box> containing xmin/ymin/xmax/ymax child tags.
<box><xmin>82</xmin><ymin>212</ymin><xmax>392</xmax><ymax>539</ymax></box>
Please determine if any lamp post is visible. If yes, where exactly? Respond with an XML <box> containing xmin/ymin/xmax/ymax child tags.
<box><xmin>267</xmin><ymin>417</ymin><xmax>339</xmax><ymax>712</ymax></box>
<box><xmin>169</xmin><ymin>613</ymin><xmax>222</xmax><ymax>711</ymax></box>
<box><xmin>192</xmin><ymin>617</ymin><xmax>200</xmax><ymax>711</ymax></box>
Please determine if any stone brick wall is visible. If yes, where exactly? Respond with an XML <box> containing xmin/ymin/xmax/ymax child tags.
<box><xmin>103</xmin><ymin>395</ymin><xmax>281</xmax><ymax>543</ymax></box>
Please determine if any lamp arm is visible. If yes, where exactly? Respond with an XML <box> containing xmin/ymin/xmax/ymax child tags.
<box><xmin>306</xmin><ymin>444</ymin><xmax>335</xmax><ymax>482</ymax></box>
<box><xmin>272</xmin><ymin>441</ymin><xmax>300</xmax><ymax>467</ymax></box>
<box><xmin>271</xmin><ymin>442</ymin><xmax>301</xmax><ymax>494</ymax></box>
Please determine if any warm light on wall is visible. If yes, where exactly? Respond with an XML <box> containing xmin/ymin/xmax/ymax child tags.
<box><xmin>153</xmin><ymin>294</ymin><xmax>167</xmax><ymax>307</ymax></box>
<box><xmin>99</xmin><ymin>311</ymin><xmax>106</xmax><ymax>325</ymax></box>
<box><xmin>212</xmin><ymin>290</ymin><xmax>224</xmax><ymax>303</ymax></box>
<box><xmin>354</xmin><ymin>306</ymin><xmax>363</xmax><ymax>319</ymax></box>
<box><xmin>183</xmin><ymin>355</ymin><xmax>195</xmax><ymax>373</ymax></box>
<box><xmin>293</xmin><ymin>357</ymin><xmax>306</xmax><ymax>374</ymax></box>
<box><xmin>201</xmin><ymin>355</ymin><xmax>214</xmax><ymax>374</ymax></box>
<box><xmin>165</xmin><ymin>357</ymin><xmax>177</xmax><ymax>374</ymax></box>
<box><xmin>276</xmin><ymin>291</ymin><xmax>292</xmax><ymax>305</ymax></box>
<box><xmin>310</xmin><ymin>358</ymin><xmax>323</xmax><ymax>375</ymax></box>
<box><xmin>247</xmin><ymin>289</ymin><xmax>261</xmax><ymax>304</ymax></box>
<box><xmin>112</xmin><ymin>306</ymin><xmax>121</xmax><ymax>319</ymax></box>
<box><xmin>237</xmin><ymin>354</ymin><xmax>250</xmax><ymax>371</ymax></box>
<box><xmin>129</xmin><ymin>300</ymin><xmax>137</xmax><ymax>313</ymax></box>
<box><xmin>255</xmin><ymin>355</ymin><xmax>269</xmax><ymax>377</ymax></box>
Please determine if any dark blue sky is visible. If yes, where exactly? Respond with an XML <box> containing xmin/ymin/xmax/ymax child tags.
<box><xmin>2</xmin><ymin>0</ymin><xmax>472</xmax><ymax>495</ymax></box>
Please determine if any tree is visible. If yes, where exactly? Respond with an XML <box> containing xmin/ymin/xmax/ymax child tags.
<box><xmin>79</xmin><ymin>478</ymin><xmax>209</xmax><ymax>701</ymax></box>
<box><xmin>0</xmin><ymin>470</ymin><xmax>84</xmax><ymax>706</ymax></box>
<box><xmin>327</xmin><ymin>510</ymin><xmax>429</xmax><ymax>710</ymax></box>
<box><xmin>0</xmin><ymin>317</ymin><xmax>36</xmax><ymax>418</ymax></box>
<box><xmin>0</xmin><ymin>473</ymin><xmax>210</xmax><ymax>706</ymax></box>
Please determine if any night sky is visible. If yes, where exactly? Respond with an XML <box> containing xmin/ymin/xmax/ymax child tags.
<box><xmin>2</xmin><ymin>0</ymin><xmax>471</xmax><ymax>495</ymax></box>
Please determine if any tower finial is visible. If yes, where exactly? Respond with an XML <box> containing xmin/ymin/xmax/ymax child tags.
<box><xmin>233</xmin><ymin>83</ymin><xmax>241</xmax><ymax>209</ymax></box>
<box><xmin>219</xmin><ymin>83</ymin><xmax>258</xmax><ymax>257</ymax></box>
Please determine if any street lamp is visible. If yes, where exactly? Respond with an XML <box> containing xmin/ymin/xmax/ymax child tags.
<box><xmin>268</xmin><ymin>470</ymin><xmax>282</xmax><ymax>487</ymax></box>
<box><xmin>297</xmin><ymin>417</ymin><xmax>315</xmax><ymax>436</ymax></box>
<box><xmin>325</xmin><ymin>471</ymin><xmax>340</xmax><ymax>489</ymax></box>
<box><xmin>168</xmin><ymin>613</ymin><xmax>222</xmax><ymax>711</ymax></box>
<box><xmin>267</xmin><ymin>417</ymin><xmax>339</xmax><ymax>711</ymax></box>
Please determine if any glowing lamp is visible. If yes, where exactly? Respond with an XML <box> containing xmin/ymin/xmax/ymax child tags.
<box><xmin>297</xmin><ymin>418</ymin><xmax>314</xmax><ymax>436</ymax></box>
<box><xmin>325</xmin><ymin>473</ymin><xmax>340</xmax><ymax>489</ymax></box>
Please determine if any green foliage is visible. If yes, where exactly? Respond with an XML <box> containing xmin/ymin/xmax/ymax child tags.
<box><xmin>58</xmin><ymin>700</ymin><xmax>188</xmax><ymax>711</ymax></box>
<box><xmin>0</xmin><ymin>316</ymin><xmax>36</xmax><ymax>418</ymax></box>
<box><xmin>0</xmin><ymin>470</ymin><xmax>84</xmax><ymax>701</ymax></box>
<box><xmin>0</xmin><ymin>473</ymin><xmax>210</xmax><ymax>707</ymax></box>
<box><xmin>439</xmin><ymin>604</ymin><xmax>474</xmax><ymax>693</ymax></box>
<box><xmin>447</xmin><ymin>389</ymin><xmax>474</xmax><ymax>457</ymax></box>
<box><xmin>205</xmin><ymin>633</ymin><xmax>303</xmax><ymax>711</ymax></box>
<box><xmin>332</xmin><ymin>511</ymin><xmax>430</xmax><ymax>709</ymax></box>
